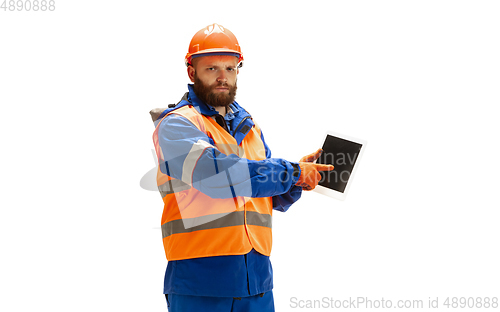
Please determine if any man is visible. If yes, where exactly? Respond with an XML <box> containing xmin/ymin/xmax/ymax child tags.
<box><xmin>151</xmin><ymin>23</ymin><xmax>333</xmax><ymax>312</ymax></box>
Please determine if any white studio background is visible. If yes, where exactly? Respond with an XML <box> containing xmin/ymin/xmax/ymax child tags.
<box><xmin>1</xmin><ymin>1</ymin><xmax>499</xmax><ymax>311</ymax></box>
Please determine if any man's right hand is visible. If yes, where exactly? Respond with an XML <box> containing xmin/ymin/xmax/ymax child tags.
<box><xmin>296</xmin><ymin>162</ymin><xmax>334</xmax><ymax>191</ymax></box>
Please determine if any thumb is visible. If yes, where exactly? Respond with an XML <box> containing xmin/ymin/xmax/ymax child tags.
<box><xmin>310</xmin><ymin>148</ymin><xmax>323</xmax><ymax>161</ymax></box>
<box><xmin>300</xmin><ymin>148</ymin><xmax>323</xmax><ymax>162</ymax></box>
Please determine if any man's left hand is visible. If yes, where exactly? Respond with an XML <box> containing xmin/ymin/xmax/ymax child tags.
<box><xmin>300</xmin><ymin>148</ymin><xmax>323</xmax><ymax>163</ymax></box>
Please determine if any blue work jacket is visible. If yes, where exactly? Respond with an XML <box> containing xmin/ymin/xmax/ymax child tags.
<box><xmin>156</xmin><ymin>84</ymin><xmax>302</xmax><ymax>297</ymax></box>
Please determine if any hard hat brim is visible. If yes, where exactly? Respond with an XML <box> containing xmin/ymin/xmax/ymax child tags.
<box><xmin>185</xmin><ymin>49</ymin><xmax>244</xmax><ymax>66</ymax></box>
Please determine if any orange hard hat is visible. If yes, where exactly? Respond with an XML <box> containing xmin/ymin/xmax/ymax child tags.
<box><xmin>185</xmin><ymin>23</ymin><xmax>244</xmax><ymax>67</ymax></box>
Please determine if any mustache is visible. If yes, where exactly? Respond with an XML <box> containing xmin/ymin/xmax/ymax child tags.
<box><xmin>215</xmin><ymin>81</ymin><xmax>230</xmax><ymax>87</ymax></box>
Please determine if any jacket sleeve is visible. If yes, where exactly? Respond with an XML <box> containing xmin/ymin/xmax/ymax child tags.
<box><xmin>157</xmin><ymin>113</ymin><xmax>301</xmax><ymax>199</ymax></box>
<box><xmin>259</xmin><ymin>130</ymin><xmax>303</xmax><ymax>212</ymax></box>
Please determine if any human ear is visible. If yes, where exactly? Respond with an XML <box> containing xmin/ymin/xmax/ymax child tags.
<box><xmin>187</xmin><ymin>65</ymin><xmax>195</xmax><ymax>82</ymax></box>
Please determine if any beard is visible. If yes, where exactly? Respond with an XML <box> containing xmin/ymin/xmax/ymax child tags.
<box><xmin>193</xmin><ymin>74</ymin><xmax>237</xmax><ymax>109</ymax></box>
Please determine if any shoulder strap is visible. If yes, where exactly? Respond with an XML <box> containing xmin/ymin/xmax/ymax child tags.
<box><xmin>168</xmin><ymin>92</ymin><xmax>189</xmax><ymax>108</ymax></box>
<box><xmin>150</xmin><ymin>93</ymin><xmax>191</xmax><ymax>126</ymax></box>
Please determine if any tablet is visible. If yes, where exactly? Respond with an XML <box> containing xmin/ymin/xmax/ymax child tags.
<box><xmin>313</xmin><ymin>130</ymin><xmax>367</xmax><ymax>201</ymax></box>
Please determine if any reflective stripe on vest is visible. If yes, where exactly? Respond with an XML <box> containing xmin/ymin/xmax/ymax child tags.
<box><xmin>161</xmin><ymin>211</ymin><xmax>272</xmax><ymax>238</ymax></box>
<box><xmin>153</xmin><ymin>104</ymin><xmax>273</xmax><ymax>261</ymax></box>
<box><xmin>182</xmin><ymin>139</ymin><xmax>215</xmax><ymax>185</ymax></box>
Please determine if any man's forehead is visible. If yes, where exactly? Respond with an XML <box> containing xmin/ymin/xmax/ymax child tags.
<box><xmin>194</xmin><ymin>55</ymin><xmax>238</xmax><ymax>66</ymax></box>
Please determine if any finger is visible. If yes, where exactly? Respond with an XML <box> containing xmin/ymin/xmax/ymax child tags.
<box><xmin>314</xmin><ymin>164</ymin><xmax>334</xmax><ymax>171</ymax></box>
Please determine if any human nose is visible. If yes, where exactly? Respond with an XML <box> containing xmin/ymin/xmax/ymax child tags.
<box><xmin>216</xmin><ymin>70</ymin><xmax>227</xmax><ymax>83</ymax></box>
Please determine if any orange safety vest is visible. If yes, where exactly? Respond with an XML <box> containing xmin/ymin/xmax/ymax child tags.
<box><xmin>152</xmin><ymin>105</ymin><xmax>273</xmax><ymax>261</ymax></box>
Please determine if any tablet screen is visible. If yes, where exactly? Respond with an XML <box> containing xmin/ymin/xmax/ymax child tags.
<box><xmin>318</xmin><ymin>134</ymin><xmax>363</xmax><ymax>193</ymax></box>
